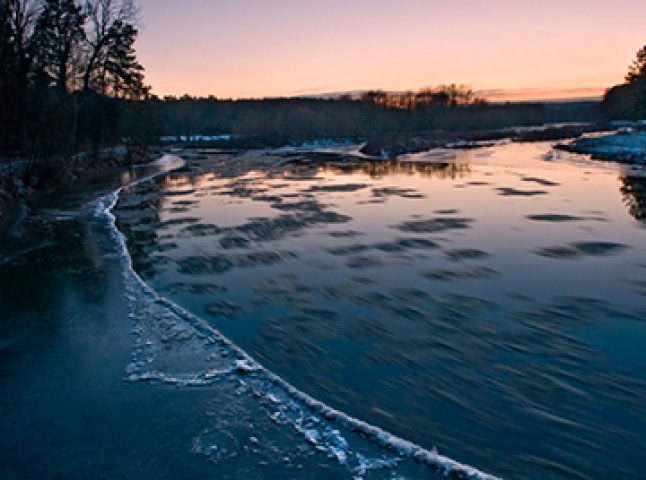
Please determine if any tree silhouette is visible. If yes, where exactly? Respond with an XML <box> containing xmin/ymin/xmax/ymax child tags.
<box><xmin>0</xmin><ymin>0</ymin><xmax>149</xmax><ymax>156</ymax></box>
<box><xmin>31</xmin><ymin>0</ymin><xmax>85</xmax><ymax>91</ymax></box>
<box><xmin>603</xmin><ymin>44</ymin><xmax>646</xmax><ymax>119</ymax></box>
<box><xmin>82</xmin><ymin>0</ymin><xmax>144</xmax><ymax>97</ymax></box>
<box><xmin>625</xmin><ymin>45</ymin><xmax>646</xmax><ymax>84</ymax></box>
<box><xmin>1</xmin><ymin>0</ymin><xmax>39</xmax><ymax>149</ymax></box>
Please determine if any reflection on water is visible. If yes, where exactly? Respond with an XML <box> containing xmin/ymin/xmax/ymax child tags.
<box><xmin>115</xmin><ymin>142</ymin><xmax>646</xmax><ymax>480</ymax></box>
<box><xmin>318</xmin><ymin>159</ymin><xmax>472</xmax><ymax>180</ymax></box>
<box><xmin>621</xmin><ymin>175</ymin><xmax>646</xmax><ymax>223</ymax></box>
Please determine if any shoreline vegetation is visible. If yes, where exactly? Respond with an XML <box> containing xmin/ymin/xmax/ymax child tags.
<box><xmin>0</xmin><ymin>118</ymin><xmax>604</xmax><ymax>226</ymax></box>
<box><xmin>2</xmin><ymin>2</ymin><xmax>646</xmax><ymax>479</ymax></box>
<box><xmin>0</xmin><ymin>1</ymin><xmax>644</xmax><ymax>228</ymax></box>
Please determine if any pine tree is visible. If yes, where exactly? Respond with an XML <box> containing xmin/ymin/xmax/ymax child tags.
<box><xmin>100</xmin><ymin>19</ymin><xmax>145</xmax><ymax>97</ymax></box>
<box><xmin>625</xmin><ymin>46</ymin><xmax>646</xmax><ymax>84</ymax></box>
<box><xmin>30</xmin><ymin>0</ymin><xmax>85</xmax><ymax>91</ymax></box>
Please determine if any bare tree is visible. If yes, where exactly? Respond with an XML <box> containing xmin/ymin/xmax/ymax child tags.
<box><xmin>82</xmin><ymin>0</ymin><xmax>144</xmax><ymax>96</ymax></box>
<box><xmin>2</xmin><ymin>0</ymin><xmax>39</xmax><ymax>82</ymax></box>
<box><xmin>0</xmin><ymin>0</ymin><xmax>40</xmax><ymax>150</ymax></box>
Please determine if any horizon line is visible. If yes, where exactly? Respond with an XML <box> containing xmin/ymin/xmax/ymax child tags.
<box><xmin>148</xmin><ymin>85</ymin><xmax>607</xmax><ymax>103</ymax></box>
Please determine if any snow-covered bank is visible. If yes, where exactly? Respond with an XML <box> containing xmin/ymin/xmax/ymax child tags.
<box><xmin>360</xmin><ymin>123</ymin><xmax>606</xmax><ymax>159</ymax></box>
<box><xmin>556</xmin><ymin>130</ymin><xmax>646</xmax><ymax>164</ymax></box>
<box><xmin>0</xmin><ymin>146</ymin><xmax>163</xmax><ymax>231</ymax></box>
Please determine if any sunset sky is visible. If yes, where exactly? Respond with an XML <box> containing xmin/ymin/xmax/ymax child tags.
<box><xmin>137</xmin><ymin>0</ymin><xmax>646</xmax><ymax>101</ymax></box>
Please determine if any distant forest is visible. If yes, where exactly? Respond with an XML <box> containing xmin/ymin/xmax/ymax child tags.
<box><xmin>0</xmin><ymin>0</ymin><xmax>644</xmax><ymax>163</ymax></box>
<box><xmin>150</xmin><ymin>91</ymin><xmax>600</xmax><ymax>146</ymax></box>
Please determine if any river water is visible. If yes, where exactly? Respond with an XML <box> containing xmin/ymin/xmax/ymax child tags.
<box><xmin>2</xmin><ymin>140</ymin><xmax>645</xmax><ymax>479</ymax></box>
<box><xmin>110</xmin><ymin>140</ymin><xmax>646</xmax><ymax>479</ymax></box>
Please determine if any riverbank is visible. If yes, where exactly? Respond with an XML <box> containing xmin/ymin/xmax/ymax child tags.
<box><xmin>359</xmin><ymin>123</ymin><xmax>608</xmax><ymax>158</ymax></box>
<box><xmin>0</xmin><ymin>120</ymin><xmax>634</xmax><ymax>229</ymax></box>
<box><xmin>556</xmin><ymin>129</ymin><xmax>646</xmax><ymax>163</ymax></box>
<box><xmin>0</xmin><ymin>145</ymin><xmax>161</xmax><ymax>228</ymax></box>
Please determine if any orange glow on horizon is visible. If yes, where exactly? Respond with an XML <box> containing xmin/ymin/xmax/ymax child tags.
<box><xmin>136</xmin><ymin>1</ymin><xmax>645</xmax><ymax>101</ymax></box>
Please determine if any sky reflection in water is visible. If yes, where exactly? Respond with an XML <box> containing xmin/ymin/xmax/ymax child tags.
<box><xmin>115</xmin><ymin>142</ymin><xmax>646</xmax><ymax>480</ymax></box>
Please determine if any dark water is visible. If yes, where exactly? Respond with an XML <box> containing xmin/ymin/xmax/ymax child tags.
<box><xmin>3</xmin><ymin>144</ymin><xmax>645</xmax><ymax>479</ymax></box>
<box><xmin>0</xmin><ymin>158</ymin><xmax>465</xmax><ymax>480</ymax></box>
<box><xmin>112</xmin><ymin>143</ymin><xmax>646</xmax><ymax>480</ymax></box>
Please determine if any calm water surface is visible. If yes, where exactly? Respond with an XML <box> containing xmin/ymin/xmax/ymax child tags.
<box><xmin>115</xmin><ymin>141</ymin><xmax>646</xmax><ymax>479</ymax></box>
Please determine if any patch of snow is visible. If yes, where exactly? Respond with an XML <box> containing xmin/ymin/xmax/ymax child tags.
<box><xmin>160</xmin><ymin>134</ymin><xmax>232</xmax><ymax>143</ymax></box>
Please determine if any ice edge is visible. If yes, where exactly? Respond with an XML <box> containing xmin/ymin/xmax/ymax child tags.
<box><xmin>93</xmin><ymin>153</ymin><xmax>501</xmax><ymax>480</ymax></box>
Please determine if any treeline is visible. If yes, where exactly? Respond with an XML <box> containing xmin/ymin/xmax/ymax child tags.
<box><xmin>1</xmin><ymin>0</ymin><xmax>622</xmax><ymax>163</ymax></box>
<box><xmin>359</xmin><ymin>84</ymin><xmax>482</xmax><ymax>109</ymax></box>
<box><xmin>603</xmin><ymin>45</ymin><xmax>646</xmax><ymax>119</ymax></box>
<box><xmin>152</xmin><ymin>84</ymin><xmax>488</xmax><ymax>142</ymax></box>
<box><xmin>0</xmin><ymin>0</ymin><xmax>148</xmax><ymax>157</ymax></box>
<box><xmin>150</xmin><ymin>95</ymin><xmax>601</xmax><ymax>145</ymax></box>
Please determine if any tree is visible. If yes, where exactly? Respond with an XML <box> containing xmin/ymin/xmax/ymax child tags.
<box><xmin>101</xmin><ymin>19</ymin><xmax>145</xmax><ymax>97</ymax></box>
<box><xmin>30</xmin><ymin>0</ymin><xmax>85</xmax><ymax>91</ymax></box>
<box><xmin>1</xmin><ymin>0</ymin><xmax>150</xmax><ymax>157</ymax></box>
<box><xmin>362</xmin><ymin>90</ymin><xmax>388</xmax><ymax>107</ymax></box>
<box><xmin>414</xmin><ymin>87</ymin><xmax>436</xmax><ymax>108</ymax></box>
<box><xmin>603</xmin><ymin>45</ymin><xmax>646</xmax><ymax>119</ymax></box>
<box><xmin>1</xmin><ymin>0</ymin><xmax>38</xmax><ymax>82</ymax></box>
<box><xmin>0</xmin><ymin>1</ymin><xmax>14</xmax><ymax>100</ymax></box>
<box><xmin>82</xmin><ymin>0</ymin><xmax>145</xmax><ymax>98</ymax></box>
<box><xmin>625</xmin><ymin>45</ymin><xmax>646</xmax><ymax>84</ymax></box>
<box><xmin>0</xmin><ymin>0</ymin><xmax>40</xmax><ymax>150</ymax></box>
<box><xmin>434</xmin><ymin>84</ymin><xmax>475</xmax><ymax>107</ymax></box>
